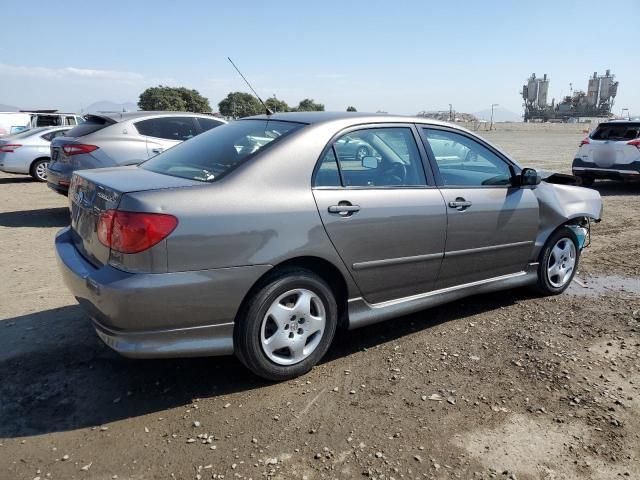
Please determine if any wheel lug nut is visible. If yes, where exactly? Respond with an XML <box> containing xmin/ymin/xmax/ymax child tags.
<box><xmin>298</xmin><ymin>328</ymin><xmax>303</xmax><ymax>334</ymax></box>
<box><xmin>299</xmin><ymin>318</ymin><xmax>305</xmax><ymax>324</ymax></box>
<box><xmin>289</xmin><ymin>332</ymin><xmax>294</xmax><ymax>339</ymax></box>
<box><xmin>284</xmin><ymin>324</ymin><xmax>289</xmax><ymax>330</ymax></box>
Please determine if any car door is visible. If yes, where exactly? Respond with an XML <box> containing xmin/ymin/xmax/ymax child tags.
<box><xmin>312</xmin><ymin>125</ymin><xmax>447</xmax><ymax>304</ymax></box>
<box><xmin>420</xmin><ymin>127</ymin><xmax>539</xmax><ymax>289</ymax></box>
<box><xmin>135</xmin><ymin>117</ymin><xmax>198</xmax><ymax>157</ymax></box>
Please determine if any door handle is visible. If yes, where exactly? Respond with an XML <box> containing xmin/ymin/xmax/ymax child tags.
<box><xmin>151</xmin><ymin>148</ymin><xmax>164</xmax><ymax>154</ymax></box>
<box><xmin>448</xmin><ymin>198</ymin><xmax>472</xmax><ymax>211</ymax></box>
<box><xmin>328</xmin><ymin>202</ymin><xmax>360</xmax><ymax>216</ymax></box>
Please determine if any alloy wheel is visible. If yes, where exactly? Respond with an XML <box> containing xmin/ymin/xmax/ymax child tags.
<box><xmin>260</xmin><ymin>288</ymin><xmax>326</xmax><ymax>366</ymax></box>
<box><xmin>547</xmin><ymin>238</ymin><xmax>576</xmax><ymax>288</ymax></box>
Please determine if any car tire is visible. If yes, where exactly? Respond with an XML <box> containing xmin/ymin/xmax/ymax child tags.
<box><xmin>535</xmin><ymin>226</ymin><xmax>580</xmax><ymax>296</ymax></box>
<box><xmin>30</xmin><ymin>158</ymin><xmax>49</xmax><ymax>182</ymax></box>
<box><xmin>576</xmin><ymin>175</ymin><xmax>595</xmax><ymax>187</ymax></box>
<box><xmin>355</xmin><ymin>146</ymin><xmax>370</xmax><ymax>161</ymax></box>
<box><xmin>233</xmin><ymin>267</ymin><xmax>338</xmax><ymax>381</ymax></box>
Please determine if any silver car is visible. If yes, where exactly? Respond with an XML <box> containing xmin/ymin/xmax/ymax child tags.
<box><xmin>0</xmin><ymin>126</ymin><xmax>71</xmax><ymax>181</ymax></box>
<box><xmin>55</xmin><ymin>112</ymin><xmax>602</xmax><ymax>380</ymax></box>
<box><xmin>47</xmin><ymin>111</ymin><xmax>226</xmax><ymax>194</ymax></box>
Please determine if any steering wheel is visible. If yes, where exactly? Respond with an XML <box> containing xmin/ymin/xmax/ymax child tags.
<box><xmin>381</xmin><ymin>162</ymin><xmax>407</xmax><ymax>185</ymax></box>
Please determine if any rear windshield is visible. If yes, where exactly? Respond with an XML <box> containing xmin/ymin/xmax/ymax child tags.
<box><xmin>591</xmin><ymin>122</ymin><xmax>640</xmax><ymax>141</ymax></box>
<box><xmin>5</xmin><ymin>127</ymin><xmax>48</xmax><ymax>139</ymax></box>
<box><xmin>140</xmin><ymin>119</ymin><xmax>304</xmax><ymax>182</ymax></box>
<box><xmin>65</xmin><ymin>115</ymin><xmax>113</xmax><ymax>138</ymax></box>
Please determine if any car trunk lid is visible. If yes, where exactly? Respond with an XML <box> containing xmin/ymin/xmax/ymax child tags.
<box><xmin>69</xmin><ymin>166</ymin><xmax>201</xmax><ymax>267</ymax></box>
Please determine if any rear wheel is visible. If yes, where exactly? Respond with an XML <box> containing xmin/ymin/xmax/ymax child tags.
<box><xmin>234</xmin><ymin>268</ymin><xmax>338</xmax><ymax>381</ymax></box>
<box><xmin>535</xmin><ymin>226</ymin><xmax>580</xmax><ymax>295</ymax></box>
<box><xmin>30</xmin><ymin>158</ymin><xmax>49</xmax><ymax>182</ymax></box>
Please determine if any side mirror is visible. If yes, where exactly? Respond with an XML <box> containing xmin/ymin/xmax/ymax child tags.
<box><xmin>520</xmin><ymin>167</ymin><xmax>541</xmax><ymax>186</ymax></box>
<box><xmin>362</xmin><ymin>156</ymin><xmax>378</xmax><ymax>169</ymax></box>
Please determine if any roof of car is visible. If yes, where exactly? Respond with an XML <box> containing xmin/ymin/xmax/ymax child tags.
<box><xmin>90</xmin><ymin>111</ymin><xmax>217</xmax><ymax>122</ymax></box>
<box><xmin>246</xmin><ymin>111</ymin><xmax>453</xmax><ymax>127</ymax></box>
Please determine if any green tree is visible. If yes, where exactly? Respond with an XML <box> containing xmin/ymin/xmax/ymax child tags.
<box><xmin>265</xmin><ymin>95</ymin><xmax>290</xmax><ymax>113</ymax></box>
<box><xmin>218</xmin><ymin>92</ymin><xmax>264</xmax><ymax>118</ymax></box>
<box><xmin>138</xmin><ymin>86</ymin><xmax>211</xmax><ymax>112</ymax></box>
<box><xmin>346</xmin><ymin>106</ymin><xmax>357</xmax><ymax>112</ymax></box>
<box><xmin>295</xmin><ymin>98</ymin><xmax>325</xmax><ymax>112</ymax></box>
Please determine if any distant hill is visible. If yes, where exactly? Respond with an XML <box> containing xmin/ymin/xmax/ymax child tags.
<box><xmin>473</xmin><ymin>107</ymin><xmax>522</xmax><ymax>122</ymax></box>
<box><xmin>84</xmin><ymin>100</ymin><xmax>138</xmax><ymax>114</ymax></box>
<box><xmin>0</xmin><ymin>103</ymin><xmax>19</xmax><ymax>112</ymax></box>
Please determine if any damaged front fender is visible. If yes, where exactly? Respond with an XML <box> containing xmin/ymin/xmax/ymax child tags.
<box><xmin>531</xmin><ymin>181</ymin><xmax>603</xmax><ymax>260</ymax></box>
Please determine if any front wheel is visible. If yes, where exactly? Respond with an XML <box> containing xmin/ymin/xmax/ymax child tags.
<box><xmin>30</xmin><ymin>158</ymin><xmax>49</xmax><ymax>182</ymax></box>
<box><xmin>234</xmin><ymin>268</ymin><xmax>338</xmax><ymax>381</ymax></box>
<box><xmin>535</xmin><ymin>226</ymin><xmax>580</xmax><ymax>295</ymax></box>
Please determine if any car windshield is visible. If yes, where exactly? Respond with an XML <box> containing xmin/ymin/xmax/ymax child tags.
<box><xmin>141</xmin><ymin>119</ymin><xmax>304</xmax><ymax>182</ymax></box>
<box><xmin>591</xmin><ymin>122</ymin><xmax>640</xmax><ymax>141</ymax></box>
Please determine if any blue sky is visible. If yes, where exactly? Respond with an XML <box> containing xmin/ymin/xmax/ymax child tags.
<box><xmin>1</xmin><ymin>0</ymin><xmax>638</xmax><ymax>117</ymax></box>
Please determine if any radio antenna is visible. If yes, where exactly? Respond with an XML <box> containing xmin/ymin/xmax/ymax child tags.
<box><xmin>227</xmin><ymin>57</ymin><xmax>273</xmax><ymax>116</ymax></box>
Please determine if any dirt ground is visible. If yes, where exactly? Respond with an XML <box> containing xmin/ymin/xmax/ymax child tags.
<box><xmin>1</xmin><ymin>129</ymin><xmax>639</xmax><ymax>480</ymax></box>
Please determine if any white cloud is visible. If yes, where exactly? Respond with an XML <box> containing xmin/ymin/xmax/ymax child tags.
<box><xmin>0</xmin><ymin>62</ymin><xmax>144</xmax><ymax>83</ymax></box>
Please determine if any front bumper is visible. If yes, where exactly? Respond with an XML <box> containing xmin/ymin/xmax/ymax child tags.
<box><xmin>572</xmin><ymin>158</ymin><xmax>640</xmax><ymax>180</ymax></box>
<box><xmin>55</xmin><ymin>227</ymin><xmax>272</xmax><ymax>358</ymax></box>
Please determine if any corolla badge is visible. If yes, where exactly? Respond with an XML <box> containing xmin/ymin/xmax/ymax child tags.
<box><xmin>97</xmin><ymin>191</ymin><xmax>119</xmax><ymax>203</ymax></box>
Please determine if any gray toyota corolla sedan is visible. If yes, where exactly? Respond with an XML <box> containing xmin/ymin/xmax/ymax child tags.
<box><xmin>55</xmin><ymin>112</ymin><xmax>602</xmax><ymax>380</ymax></box>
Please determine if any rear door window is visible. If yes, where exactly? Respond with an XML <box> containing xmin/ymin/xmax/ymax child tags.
<box><xmin>135</xmin><ymin>117</ymin><xmax>198</xmax><ymax>141</ymax></box>
<box><xmin>35</xmin><ymin>115</ymin><xmax>62</xmax><ymax>127</ymax></box>
<box><xmin>591</xmin><ymin>123</ymin><xmax>640</xmax><ymax>141</ymax></box>
<box><xmin>65</xmin><ymin>116</ymin><xmax>77</xmax><ymax>126</ymax></box>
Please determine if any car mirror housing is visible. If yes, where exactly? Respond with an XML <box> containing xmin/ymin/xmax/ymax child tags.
<box><xmin>362</xmin><ymin>156</ymin><xmax>378</xmax><ymax>169</ymax></box>
<box><xmin>520</xmin><ymin>167</ymin><xmax>541</xmax><ymax>187</ymax></box>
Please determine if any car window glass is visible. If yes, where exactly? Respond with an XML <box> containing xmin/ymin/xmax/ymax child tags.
<box><xmin>196</xmin><ymin>117</ymin><xmax>224</xmax><ymax>132</ymax></box>
<box><xmin>35</xmin><ymin>115</ymin><xmax>62</xmax><ymax>127</ymax></box>
<box><xmin>314</xmin><ymin>148</ymin><xmax>341</xmax><ymax>187</ymax></box>
<box><xmin>332</xmin><ymin>127</ymin><xmax>427</xmax><ymax>187</ymax></box>
<box><xmin>423</xmin><ymin>129</ymin><xmax>513</xmax><ymax>187</ymax></box>
<box><xmin>591</xmin><ymin>122</ymin><xmax>640</xmax><ymax>141</ymax></box>
<box><xmin>141</xmin><ymin>120</ymin><xmax>303</xmax><ymax>182</ymax></box>
<box><xmin>136</xmin><ymin>117</ymin><xmax>198</xmax><ymax>141</ymax></box>
<box><xmin>66</xmin><ymin>116</ymin><xmax>77</xmax><ymax>126</ymax></box>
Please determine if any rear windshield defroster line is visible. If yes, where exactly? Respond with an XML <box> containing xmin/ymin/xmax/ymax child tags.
<box><xmin>140</xmin><ymin>119</ymin><xmax>304</xmax><ymax>182</ymax></box>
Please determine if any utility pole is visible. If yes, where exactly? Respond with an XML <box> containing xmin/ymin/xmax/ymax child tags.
<box><xmin>449</xmin><ymin>104</ymin><xmax>453</xmax><ymax>122</ymax></box>
<box><xmin>490</xmin><ymin>104</ymin><xmax>499</xmax><ymax>130</ymax></box>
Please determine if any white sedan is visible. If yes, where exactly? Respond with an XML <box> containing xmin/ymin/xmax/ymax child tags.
<box><xmin>0</xmin><ymin>126</ymin><xmax>70</xmax><ymax>181</ymax></box>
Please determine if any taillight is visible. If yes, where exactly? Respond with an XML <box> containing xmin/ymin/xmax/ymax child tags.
<box><xmin>627</xmin><ymin>139</ymin><xmax>640</xmax><ymax>150</ymax></box>
<box><xmin>579</xmin><ymin>138</ymin><xmax>590</xmax><ymax>147</ymax></box>
<box><xmin>62</xmin><ymin>144</ymin><xmax>98</xmax><ymax>156</ymax></box>
<box><xmin>0</xmin><ymin>144</ymin><xmax>22</xmax><ymax>153</ymax></box>
<box><xmin>97</xmin><ymin>210</ymin><xmax>178</xmax><ymax>254</ymax></box>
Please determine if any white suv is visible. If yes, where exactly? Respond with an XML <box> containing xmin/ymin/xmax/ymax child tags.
<box><xmin>572</xmin><ymin>120</ymin><xmax>640</xmax><ymax>186</ymax></box>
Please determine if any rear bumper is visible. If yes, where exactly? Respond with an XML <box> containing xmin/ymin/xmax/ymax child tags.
<box><xmin>46</xmin><ymin>163</ymin><xmax>73</xmax><ymax>194</ymax></box>
<box><xmin>572</xmin><ymin>158</ymin><xmax>640</xmax><ymax>180</ymax></box>
<box><xmin>55</xmin><ymin>227</ymin><xmax>272</xmax><ymax>358</ymax></box>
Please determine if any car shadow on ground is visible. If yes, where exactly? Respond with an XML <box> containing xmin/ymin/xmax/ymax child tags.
<box><xmin>0</xmin><ymin>207</ymin><xmax>69</xmax><ymax>228</ymax></box>
<box><xmin>0</xmin><ymin>176</ymin><xmax>36</xmax><ymax>185</ymax></box>
<box><xmin>0</xmin><ymin>288</ymin><xmax>535</xmax><ymax>438</ymax></box>
<box><xmin>592</xmin><ymin>181</ymin><xmax>639</xmax><ymax>196</ymax></box>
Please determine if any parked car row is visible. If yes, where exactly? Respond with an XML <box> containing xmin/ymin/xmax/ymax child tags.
<box><xmin>0</xmin><ymin>111</ymin><xmax>83</xmax><ymax>137</ymax></box>
<box><xmin>54</xmin><ymin>111</ymin><xmax>603</xmax><ymax>380</ymax></box>
<box><xmin>0</xmin><ymin>126</ymin><xmax>71</xmax><ymax>181</ymax></box>
<box><xmin>47</xmin><ymin>112</ymin><xmax>225</xmax><ymax>194</ymax></box>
